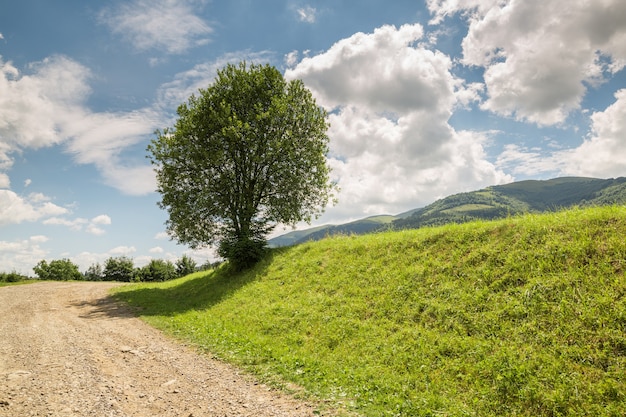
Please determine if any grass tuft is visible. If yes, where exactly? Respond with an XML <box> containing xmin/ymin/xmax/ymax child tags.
<box><xmin>113</xmin><ymin>206</ymin><xmax>626</xmax><ymax>416</ymax></box>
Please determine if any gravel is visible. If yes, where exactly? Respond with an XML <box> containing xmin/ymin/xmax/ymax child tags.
<box><xmin>0</xmin><ymin>281</ymin><xmax>324</xmax><ymax>416</ymax></box>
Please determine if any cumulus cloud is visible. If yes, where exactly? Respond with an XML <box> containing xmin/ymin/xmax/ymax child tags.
<box><xmin>428</xmin><ymin>0</ymin><xmax>626</xmax><ymax>126</ymax></box>
<box><xmin>0</xmin><ymin>173</ymin><xmax>8</xmax><ymax>189</ymax></box>
<box><xmin>0</xmin><ymin>235</ymin><xmax>50</xmax><ymax>275</ymax></box>
<box><xmin>109</xmin><ymin>246</ymin><xmax>137</xmax><ymax>256</ymax></box>
<box><xmin>99</xmin><ymin>0</ymin><xmax>212</xmax><ymax>55</ymax></box>
<box><xmin>91</xmin><ymin>214</ymin><xmax>111</xmax><ymax>225</ymax></box>
<box><xmin>0</xmin><ymin>191</ymin><xmax>68</xmax><ymax>225</ymax></box>
<box><xmin>43</xmin><ymin>213</ymin><xmax>112</xmax><ymax>235</ymax></box>
<box><xmin>286</xmin><ymin>24</ymin><xmax>511</xmax><ymax>220</ymax></box>
<box><xmin>0</xmin><ymin>55</ymin><xmax>160</xmax><ymax>196</ymax></box>
<box><xmin>558</xmin><ymin>89</ymin><xmax>626</xmax><ymax>177</ymax></box>
<box><xmin>493</xmin><ymin>89</ymin><xmax>626</xmax><ymax>179</ymax></box>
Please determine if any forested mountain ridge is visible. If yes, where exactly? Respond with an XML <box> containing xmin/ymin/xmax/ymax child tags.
<box><xmin>269</xmin><ymin>176</ymin><xmax>626</xmax><ymax>247</ymax></box>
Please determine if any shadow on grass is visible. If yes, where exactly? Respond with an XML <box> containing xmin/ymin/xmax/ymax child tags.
<box><xmin>111</xmin><ymin>249</ymin><xmax>285</xmax><ymax>317</ymax></box>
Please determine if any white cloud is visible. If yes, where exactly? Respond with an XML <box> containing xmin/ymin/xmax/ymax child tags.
<box><xmin>296</xmin><ymin>6</ymin><xmax>317</xmax><ymax>23</ymax></box>
<box><xmin>109</xmin><ymin>245</ymin><xmax>137</xmax><ymax>256</ymax></box>
<box><xmin>43</xmin><ymin>217</ymin><xmax>88</xmax><ymax>230</ymax></box>
<box><xmin>0</xmin><ymin>235</ymin><xmax>50</xmax><ymax>275</ymax></box>
<box><xmin>91</xmin><ymin>214</ymin><xmax>111</xmax><ymax>225</ymax></box>
<box><xmin>428</xmin><ymin>0</ymin><xmax>626</xmax><ymax>126</ymax></box>
<box><xmin>43</xmin><ymin>213</ymin><xmax>112</xmax><ymax>235</ymax></box>
<box><xmin>99</xmin><ymin>0</ymin><xmax>212</xmax><ymax>54</ymax></box>
<box><xmin>0</xmin><ymin>173</ymin><xmax>9</xmax><ymax>189</ymax></box>
<box><xmin>492</xmin><ymin>89</ymin><xmax>626</xmax><ymax>179</ymax></box>
<box><xmin>286</xmin><ymin>24</ymin><xmax>511</xmax><ymax>221</ymax></box>
<box><xmin>558</xmin><ymin>89</ymin><xmax>626</xmax><ymax>178</ymax></box>
<box><xmin>86</xmin><ymin>224</ymin><xmax>106</xmax><ymax>236</ymax></box>
<box><xmin>0</xmin><ymin>55</ymin><xmax>160</xmax><ymax>196</ymax></box>
<box><xmin>24</xmin><ymin>179</ymin><xmax>31</xmax><ymax>187</ymax></box>
<box><xmin>0</xmin><ymin>190</ymin><xmax>68</xmax><ymax>225</ymax></box>
<box><xmin>284</xmin><ymin>50</ymin><xmax>299</xmax><ymax>68</ymax></box>
<box><xmin>0</xmin><ymin>56</ymin><xmax>90</xmax><ymax>154</ymax></box>
<box><xmin>156</xmin><ymin>51</ymin><xmax>275</xmax><ymax>113</ymax></box>
<box><xmin>150</xmin><ymin>246</ymin><xmax>164</xmax><ymax>253</ymax></box>
<box><xmin>154</xmin><ymin>231</ymin><xmax>170</xmax><ymax>240</ymax></box>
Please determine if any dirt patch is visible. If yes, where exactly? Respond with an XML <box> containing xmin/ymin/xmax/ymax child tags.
<box><xmin>0</xmin><ymin>281</ymin><xmax>324</xmax><ymax>416</ymax></box>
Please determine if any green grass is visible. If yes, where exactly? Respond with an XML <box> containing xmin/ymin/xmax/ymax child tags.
<box><xmin>113</xmin><ymin>206</ymin><xmax>626</xmax><ymax>416</ymax></box>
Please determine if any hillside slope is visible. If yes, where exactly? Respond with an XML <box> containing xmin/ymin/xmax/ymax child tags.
<box><xmin>270</xmin><ymin>176</ymin><xmax>626</xmax><ymax>246</ymax></box>
<box><xmin>115</xmin><ymin>206</ymin><xmax>626</xmax><ymax>416</ymax></box>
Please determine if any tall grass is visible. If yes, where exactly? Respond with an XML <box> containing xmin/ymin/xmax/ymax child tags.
<box><xmin>113</xmin><ymin>206</ymin><xmax>626</xmax><ymax>416</ymax></box>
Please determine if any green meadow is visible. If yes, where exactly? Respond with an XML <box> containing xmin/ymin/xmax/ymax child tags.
<box><xmin>113</xmin><ymin>206</ymin><xmax>626</xmax><ymax>416</ymax></box>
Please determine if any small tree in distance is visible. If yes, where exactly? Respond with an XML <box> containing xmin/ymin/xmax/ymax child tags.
<box><xmin>148</xmin><ymin>62</ymin><xmax>336</xmax><ymax>269</ymax></box>
<box><xmin>103</xmin><ymin>256</ymin><xmax>135</xmax><ymax>282</ymax></box>
<box><xmin>176</xmin><ymin>255</ymin><xmax>196</xmax><ymax>277</ymax></box>
<box><xmin>33</xmin><ymin>259</ymin><xmax>82</xmax><ymax>281</ymax></box>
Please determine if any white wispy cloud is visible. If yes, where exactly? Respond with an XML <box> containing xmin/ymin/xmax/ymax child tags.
<box><xmin>286</xmin><ymin>24</ymin><xmax>511</xmax><ymax>221</ymax></box>
<box><xmin>98</xmin><ymin>0</ymin><xmax>213</xmax><ymax>55</ymax></box>
<box><xmin>296</xmin><ymin>6</ymin><xmax>317</xmax><ymax>23</ymax></box>
<box><xmin>428</xmin><ymin>0</ymin><xmax>626</xmax><ymax>126</ymax></box>
<box><xmin>0</xmin><ymin>55</ymin><xmax>160</xmax><ymax>196</ymax></box>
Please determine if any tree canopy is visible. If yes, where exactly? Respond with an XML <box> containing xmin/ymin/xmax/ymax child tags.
<box><xmin>148</xmin><ymin>62</ymin><xmax>335</xmax><ymax>268</ymax></box>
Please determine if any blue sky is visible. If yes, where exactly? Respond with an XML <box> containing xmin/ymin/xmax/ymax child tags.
<box><xmin>1</xmin><ymin>0</ymin><xmax>626</xmax><ymax>274</ymax></box>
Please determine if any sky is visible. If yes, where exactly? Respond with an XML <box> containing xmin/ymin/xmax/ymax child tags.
<box><xmin>1</xmin><ymin>0</ymin><xmax>626</xmax><ymax>275</ymax></box>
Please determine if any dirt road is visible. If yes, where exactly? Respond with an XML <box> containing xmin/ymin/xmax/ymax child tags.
<box><xmin>0</xmin><ymin>281</ymin><xmax>321</xmax><ymax>416</ymax></box>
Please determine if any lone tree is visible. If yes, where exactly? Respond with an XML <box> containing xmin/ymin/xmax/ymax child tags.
<box><xmin>148</xmin><ymin>62</ymin><xmax>335</xmax><ymax>269</ymax></box>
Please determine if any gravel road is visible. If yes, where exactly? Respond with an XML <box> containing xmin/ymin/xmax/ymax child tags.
<box><xmin>0</xmin><ymin>281</ymin><xmax>322</xmax><ymax>417</ymax></box>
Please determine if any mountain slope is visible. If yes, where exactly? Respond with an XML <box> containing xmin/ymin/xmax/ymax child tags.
<box><xmin>270</xmin><ymin>176</ymin><xmax>626</xmax><ymax>246</ymax></box>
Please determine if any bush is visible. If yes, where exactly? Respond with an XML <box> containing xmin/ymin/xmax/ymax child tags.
<box><xmin>176</xmin><ymin>255</ymin><xmax>197</xmax><ymax>277</ymax></box>
<box><xmin>103</xmin><ymin>256</ymin><xmax>135</xmax><ymax>282</ymax></box>
<box><xmin>84</xmin><ymin>263</ymin><xmax>104</xmax><ymax>281</ymax></box>
<box><xmin>0</xmin><ymin>271</ymin><xmax>27</xmax><ymax>282</ymax></box>
<box><xmin>217</xmin><ymin>236</ymin><xmax>267</xmax><ymax>271</ymax></box>
<box><xmin>138</xmin><ymin>259</ymin><xmax>177</xmax><ymax>282</ymax></box>
<box><xmin>33</xmin><ymin>259</ymin><xmax>82</xmax><ymax>281</ymax></box>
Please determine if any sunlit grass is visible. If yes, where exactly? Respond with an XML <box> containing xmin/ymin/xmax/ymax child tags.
<box><xmin>113</xmin><ymin>206</ymin><xmax>626</xmax><ymax>416</ymax></box>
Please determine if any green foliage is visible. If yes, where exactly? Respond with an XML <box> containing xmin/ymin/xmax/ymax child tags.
<box><xmin>84</xmin><ymin>262</ymin><xmax>104</xmax><ymax>281</ymax></box>
<box><xmin>103</xmin><ymin>256</ymin><xmax>135</xmax><ymax>282</ymax></box>
<box><xmin>138</xmin><ymin>259</ymin><xmax>177</xmax><ymax>282</ymax></box>
<box><xmin>175</xmin><ymin>255</ymin><xmax>197</xmax><ymax>277</ymax></box>
<box><xmin>147</xmin><ymin>61</ymin><xmax>336</xmax><ymax>268</ymax></box>
<box><xmin>217</xmin><ymin>235</ymin><xmax>267</xmax><ymax>270</ymax></box>
<box><xmin>114</xmin><ymin>206</ymin><xmax>626</xmax><ymax>416</ymax></box>
<box><xmin>33</xmin><ymin>259</ymin><xmax>82</xmax><ymax>281</ymax></box>
<box><xmin>0</xmin><ymin>271</ymin><xmax>28</xmax><ymax>283</ymax></box>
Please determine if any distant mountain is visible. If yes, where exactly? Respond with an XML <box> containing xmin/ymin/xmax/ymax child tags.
<box><xmin>269</xmin><ymin>176</ymin><xmax>626</xmax><ymax>247</ymax></box>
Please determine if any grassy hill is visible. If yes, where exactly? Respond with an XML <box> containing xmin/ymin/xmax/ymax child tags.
<box><xmin>270</xmin><ymin>177</ymin><xmax>626</xmax><ymax>246</ymax></box>
<box><xmin>114</xmin><ymin>206</ymin><xmax>626</xmax><ymax>416</ymax></box>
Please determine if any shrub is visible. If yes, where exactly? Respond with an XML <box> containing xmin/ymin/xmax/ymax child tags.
<box><xmin>103</xmin><ymin>256</ymin><xmax>135</xmax><ymax>282</ymax></box>
<box><xmin>84</xmin><ymin>263</ymin><xmax>104</xmax><ymax>281</ymax></box>
<box><xmin>0</xmin><ymin>271</ymin><xmax>27</xmax><ymax>282</ymax></box>
<box><xmin>176</xmin><ymin>255</ymin><xmax>197</xmax><ymax>277</ymax></box>
<box><xmin>33</xmin><ymin>259</ymin><xmax>82</xmax><ymax>281</ymax></box>
<box><xmin>138</xmin><ymin>259</ymin><xmax>177</xmax><ymax>282</ymax></box>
